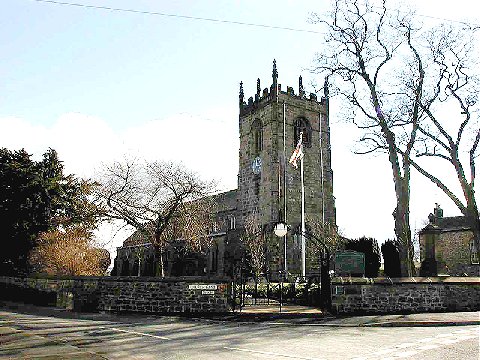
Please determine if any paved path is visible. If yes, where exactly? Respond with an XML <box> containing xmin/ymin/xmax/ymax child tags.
<box><xmin>223</xmin><ymin>304</ymin><xmax>480</xmax><ymax>326</ymax></box>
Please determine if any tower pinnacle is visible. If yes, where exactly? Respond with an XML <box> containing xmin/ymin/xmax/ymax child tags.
<box><xmin>272</xmin><ymin>59</ymin><xmax>278</xmax><ymax>97</ymax></box>
<box><xmin>239</xmin><ymin>81</ymin><xmax>244</xmax><ymax>108</ymax></box>
<box><xmin>299</xmin><ymin>75</ymin><xmax>305</xmax><ymax>97</ymax></box>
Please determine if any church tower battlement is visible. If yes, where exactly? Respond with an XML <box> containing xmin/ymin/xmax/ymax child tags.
<box><xmin>238</xmin><ymin>60</ymin><xmax>336</xmax><ymax>277</ymax></box>
<box><xmin>239</xmin><ymin>62</ymin><xmax>325</xmax><ymax>118</ymax></box>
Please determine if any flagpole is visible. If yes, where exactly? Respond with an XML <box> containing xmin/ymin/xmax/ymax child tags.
<box><xmin>320</xmin><ymin>113</ymin><xmax>325</xmax><ymax>225</ymax></box>
<box><xmin>283</xmin><ymin>101</ymin><xmax>287</xmax><ymax>275</ymax></box>
<box><xmin>300</xmin><ymin>154</ymin><xmax>306</xmax><ymax>278</ymax></box>
<box><xmin>288</xmin><ymin>131</ymin><xmax>306</xmax><ymax>279</ymax></box>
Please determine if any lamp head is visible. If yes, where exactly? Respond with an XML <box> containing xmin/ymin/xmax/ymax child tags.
<box><xmin>274</xmin><ymin>223</ymin><xmax>288</xmax><ymax>237</ymax></box>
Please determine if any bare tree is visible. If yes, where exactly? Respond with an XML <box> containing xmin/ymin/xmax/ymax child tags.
<box><xmin>242</xmin><ymin>212</ymin><xmax>266</xmax><ymax>281</ymax></box>
<box><xmin>310</xmin><ymin>0</ymin><xmax>479</xmax><ymax>274</ymax></box>
<box><xmin>407</xmin><ymin>25</ymin><xmax>480</xmax><ymax>257</ymax></box>
<box><xmin>307</xmin><ymin>217</ymin><xmax>345</xmax><ymax>264</ymax></box>
<box><xmin>241</xmin><ymin>212</ymin><xmax>267</xmax><ymax>302</ymax></box>
<box><xmin>96</xmin><ymin>158</ymin><xmax>216</xmax><ymax>277</ymax></box>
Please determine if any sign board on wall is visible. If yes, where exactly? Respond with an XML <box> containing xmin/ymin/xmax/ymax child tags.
<box><xmin>188</xmin><ymin>284</ymin><xmax>218</xmax><ymax>296</ymax></box>
<box><xmin>335</xmin><ymin>251</ymin><xmax>365</xmax><ymax>276</ymax></box>
<box><xmin>188</xmin><ymin>284</ymin><xmax>218</xmax><ymax>290</ymax></box>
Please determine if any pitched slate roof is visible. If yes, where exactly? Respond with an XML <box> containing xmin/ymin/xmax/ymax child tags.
<box><xmin>209</xmin><ymin>189</ymin><xmax>238</xmax><ymax>213</ymax></box>
<box><xmin>436</xmin><ymin>216</ymin><xmax>472</xmax><ymax>232</ymax></box>
<box><xmin>121</xmin><ymin>189</ymin><xmax>239</xmax><ymax>247</ymax></box>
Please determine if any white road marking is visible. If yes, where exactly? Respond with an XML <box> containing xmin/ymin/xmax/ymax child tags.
<box><xmin>440</xmin><ymin>338</ymin><xmax>461</xmax><ymax>345</ymax></box>
<box><xmin>264</xmin><ymin>322</ymin><xmax>353</xmax><ymax>327</ymax></box>
<box><xmin>456</xmin><ymin>335</ymin><xmax>477</xmax><ymax>341</ymax></box>
<box><xmin>106</xmin><ymin>327</ymin><xmax>171</xmax><ymax>340</ymax></box>
<box><xmin>372</xmin><ymin>348</ymin><xmax>396</xmax><ymax>355</ymax></box>
<box><xmin>436</xmin><ymin>333</ymin><xmax>453</xmax><ymax>338</ymax></box>
<box><xmin>417</xmin><ymin>344</ymin><xmax>439</xmax><ymax>350</ymax></box>
<box><xmin>417</xmin><ymin>337</ymin><xmax>435</xmax><ymax>343</ymax></box>
<box><xmin>395</xmin><ymin>342</ymin><xmax>416</xmax><ymax>348</ymax></box>
<box><xmin>396</xmin><ymin>350</ymin><xmax>418</xmax><ymax>358</ymax></box>
<box><xmin>224</xmin><ymin>346</ymin><xmax>325</xmax><ymax>360</ymax></box>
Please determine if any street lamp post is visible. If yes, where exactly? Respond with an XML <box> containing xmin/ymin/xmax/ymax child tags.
<box><xmin>274</xmin><ymin>223</ymin><xmax>288</xmax><ymax>313</ymax></box>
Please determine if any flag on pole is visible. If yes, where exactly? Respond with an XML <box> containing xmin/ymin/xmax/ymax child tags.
<box><xmin>289</xmin><ymin>131</ymin><xmax>304</xmax><ymax>169</ymax></box>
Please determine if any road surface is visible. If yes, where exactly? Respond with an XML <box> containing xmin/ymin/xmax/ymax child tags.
<box><xmin>1</xmin><ymin>309</ymin><xmax>478</xmax><ymax>359</ymax></box>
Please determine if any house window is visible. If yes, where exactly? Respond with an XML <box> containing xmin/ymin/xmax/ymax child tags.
<box><xmin>252</xmin><ymin>118</ymin><xmax>263</xmax><ymax>154</ymax></box>
<box><xmin>471</xmin><ymin>239</ymin><xmax>479</xmax><ymax>265</ymax></box>
<box><xmin>294</xmin><ymin>117</ymin><xmax>312</xmax><ymax>148</ymax></box>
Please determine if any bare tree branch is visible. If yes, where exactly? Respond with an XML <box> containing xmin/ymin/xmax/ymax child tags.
<box><xmin>96</xmin><ymin>158</ymin><xmax>216</xmax><ymax>277</ymax></box>
<box><xmin>470</xmin><ymin>128</ymin><xmax>480</xmax><ymax>187</ymax></box>
<box><xmin>311</xmin><ymin>0</ymin><xmax>480</xmax><ymax>273</ymax></box>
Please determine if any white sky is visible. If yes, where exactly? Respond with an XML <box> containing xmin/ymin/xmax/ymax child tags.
<box><xmin>1</xmin><ymin>0</ymin><xmax>479</xmax><ymax>259</ymax></box>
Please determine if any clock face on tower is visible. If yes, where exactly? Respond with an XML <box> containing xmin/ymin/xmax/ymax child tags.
<box><xmin>252</xmin><ymin>156</ymin><xmax>262</xmax><ymax>175</ymax></box>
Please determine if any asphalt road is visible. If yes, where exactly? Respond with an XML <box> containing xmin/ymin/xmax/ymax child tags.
<box><xmin>1</xmin><ymin>309</ymin><xmax>479</xmax><ymax>359</ymax></box>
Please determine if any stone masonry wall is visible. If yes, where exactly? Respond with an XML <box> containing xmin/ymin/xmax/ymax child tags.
<box><xmin>0</xmin><ymin>276</ymin><xmax>231</xmax><ymax>313</ymax></box>
<box><xmin>436</xmin><ymin>230</ymin><xmax>478</xmax><ymax>276</ymax></box>
<box><xmin>331</xmin><ymin>277</ymin><xmax>480</xmax><ymax>314</ymax></box>
<box><xmin>97</xmin><ymin>277</ymin><xmax>230</xmax><ymax>313</ymax></box>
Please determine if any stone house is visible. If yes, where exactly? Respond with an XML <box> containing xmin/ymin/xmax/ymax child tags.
<box><xmin>419</xmin><ymin>204</ymin><xmax>479</xmax><ymax>276</ymax></box>
<box><xmin>113</xmin><ymin>61</ymin><xmax>336</xmax><ymax>280</ymax></box>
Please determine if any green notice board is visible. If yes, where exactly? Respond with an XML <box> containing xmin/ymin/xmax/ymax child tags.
<box><xmin>335</xmin><ymin>251</ymin><xmax>365</xmax><ymax>276</ymax></box>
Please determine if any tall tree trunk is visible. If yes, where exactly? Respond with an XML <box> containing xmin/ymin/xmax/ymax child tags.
<box><xmin>394</xmin><ymin>212</ymin><xmax>414</xmax><ymax>277</ymax></box>
<box><xmin>465</xmin><ymin>190</ymin><xmax>480</xmax><ymax>260</ymax></box>
<box><xmin>154</xmin><ymin>243</ymin><xmax>165</xmax><ymax>278</ymax></box>
<box><xmin>159</xmin><ymin>249</ymin><xmax>165</xmax><ymax>278</ymax></box>
<box><xmin>392</xmin><ymin>164</ymin><xmax>415</xmax><ymax>277</ymax></box>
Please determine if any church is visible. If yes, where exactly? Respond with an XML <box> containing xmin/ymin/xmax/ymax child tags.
<box><xmin>112</xmin><ymin>61</ymin><xmax>336</xmax><ymax>280</ymax></box>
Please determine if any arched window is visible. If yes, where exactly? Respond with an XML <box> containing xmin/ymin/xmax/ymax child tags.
<box><xmin>294</xmin><ymin>117</ymin><xmax>312</xmax><ymax>148</ymax></box>
<box><xmin>252</xmin><ymin>118</ymin><xmax>263</xmax><ymax>154</ymax></box>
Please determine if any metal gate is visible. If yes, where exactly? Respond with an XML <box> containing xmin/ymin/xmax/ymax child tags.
<box><xmin>231</xmin><ymin>276</ymin><xmax>330</xmax><ymax>311</ymax></box>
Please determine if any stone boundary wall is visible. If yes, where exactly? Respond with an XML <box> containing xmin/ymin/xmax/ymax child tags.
<box><xmin>0</xmin><ymin>276</ymin><xmax>231</xmax><ymax>313</ymax></box>
<box><xmin>331</xmin><ymin>277</ymin><xmax>480</xmax><ymax>314</ymax></box>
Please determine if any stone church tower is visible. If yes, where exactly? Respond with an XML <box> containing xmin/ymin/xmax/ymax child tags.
<box><xmin>113</xmin><ymin>60</ymin><xmax>336</xmax><ymax>280</ymax></box>
<box><xmin>238</xmin><ymin>60</ymin><xmax>336</xmax><ymax>277</ymax></box>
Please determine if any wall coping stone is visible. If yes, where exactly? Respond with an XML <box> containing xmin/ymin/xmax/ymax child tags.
<box><xmin>0</xmin><ymin>275</ymin><xmax>231</xmax><ymax>283</ymax></box>
<box><xmin>104</xmin><ymin>276</ymin><xmax>231</xmax><ymax>283</ymax></box>
<box><xmin>332</xmin><ymin>276</ymin><xmax>480</xmax><ymax>285</ymax></box>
